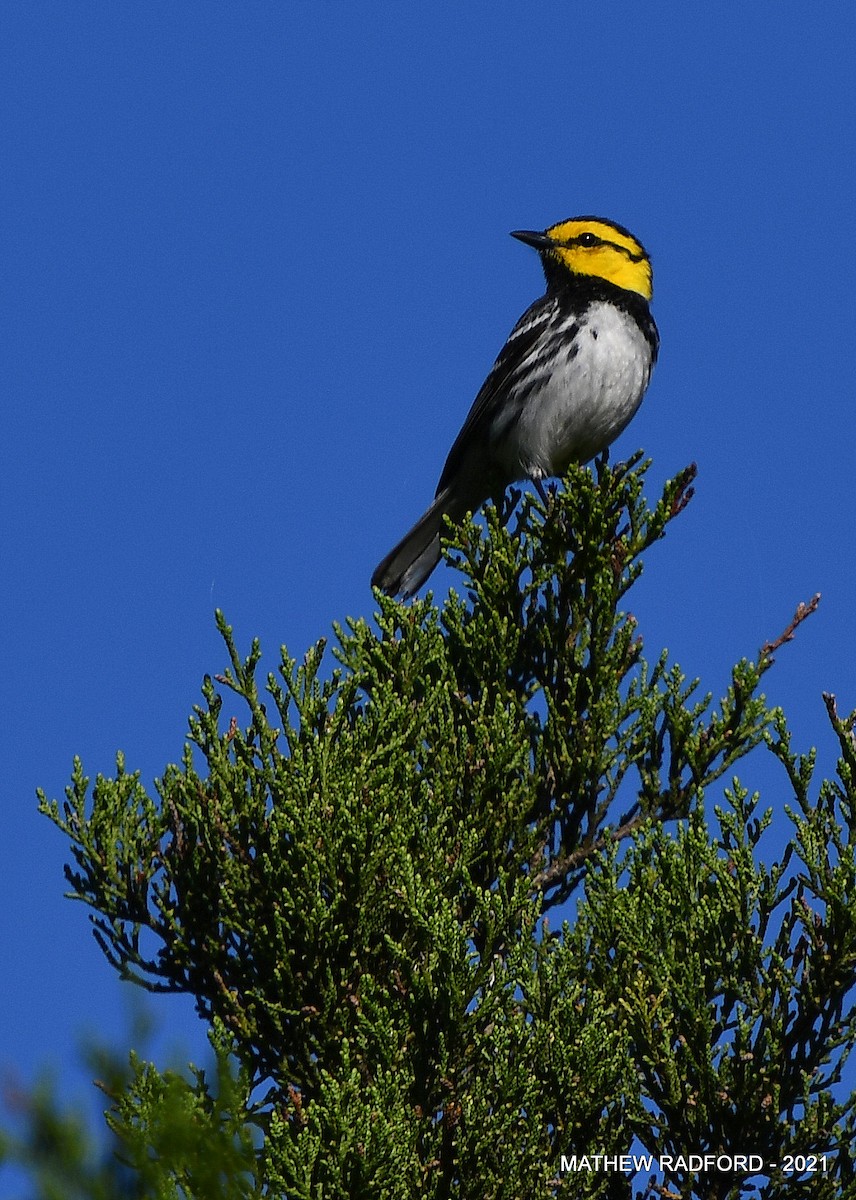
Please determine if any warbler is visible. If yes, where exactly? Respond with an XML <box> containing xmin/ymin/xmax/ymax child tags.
<box><xmin>372</xmin><ymin>216</ymin><xmax>658</xmax><ymax>597</ymax></box>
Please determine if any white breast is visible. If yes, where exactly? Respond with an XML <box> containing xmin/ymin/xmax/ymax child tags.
<box><xmin>501</xmin><ymin>300</ymin><xmax>653</xmax><ymax>478</ymax></box>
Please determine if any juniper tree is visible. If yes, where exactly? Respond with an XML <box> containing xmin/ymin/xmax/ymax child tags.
<box><xmin>7</xmin><ymin>455</ymin><xmax>856</xmax><ymax>1200</ymax></box>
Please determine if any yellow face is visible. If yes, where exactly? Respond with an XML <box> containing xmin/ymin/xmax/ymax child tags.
<box><xmin>544</xmin><ymin>217</ymin><xmax>653</xmax><ymax>300</ymax></box>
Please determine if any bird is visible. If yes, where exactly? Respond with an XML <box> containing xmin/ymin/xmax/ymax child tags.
<box><xmin>371</xmin><ymin>215</ymin><xmax>659</xmax><ymax>598</ymax></box>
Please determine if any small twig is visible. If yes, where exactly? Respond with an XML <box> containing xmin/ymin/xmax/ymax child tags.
<box><xmin>532</xmin><ymin>812</ymin><xmax>647</xmax><ymax>892</ymax></box>
<box><xmin>760</xmin><ymin>593</ymin><xmax>821</xmax><ymax>661</ymax></box>
<box><xmin>670</xmin><ymin>462</ymin><xmax>698</xmax><ymax>518</ymax></box>
<box><xmin>166</xmin><ymin>791</ymin><xmax>185</xmax><ymax>856</ymax></box>
<box><xmin>823</xmin><ymin>690</ymin><xmax>856</xmax><ymax>749</ymax></box>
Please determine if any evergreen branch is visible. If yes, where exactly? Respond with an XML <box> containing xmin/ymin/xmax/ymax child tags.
<box><xmin>29</xmin><ymin>455</ymin><xmax>856</xmax><ymax>1199</ymax></box>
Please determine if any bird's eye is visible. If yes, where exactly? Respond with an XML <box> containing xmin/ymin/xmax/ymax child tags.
<box><xmin>577</xmin><ymin>232</ymin><xmax>598</xmax><ymax>247</ymax></box>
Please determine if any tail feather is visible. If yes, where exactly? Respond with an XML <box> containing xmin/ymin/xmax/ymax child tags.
<box><xmin>371</xmin><ymin>487</ymin><xmax>463</xmax><ymax>597</ymax></box>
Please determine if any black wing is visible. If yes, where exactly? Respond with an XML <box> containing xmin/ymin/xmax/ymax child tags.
<box><xmin>436</xmin><ymin>292</ymin><xmax>557</xmax><ymax>495</ymax></box>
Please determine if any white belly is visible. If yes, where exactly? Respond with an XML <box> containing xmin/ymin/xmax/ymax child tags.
<box><xmin>497</xmin><ymin>300</ymin><xmax>653</xmax><ymax>477</ymax></box>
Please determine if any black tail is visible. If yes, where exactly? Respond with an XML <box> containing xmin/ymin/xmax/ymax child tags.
<box><xmin>371</xmin><ymin>487</ymin><xmax>462</xmax><ymax>597</ymax></box>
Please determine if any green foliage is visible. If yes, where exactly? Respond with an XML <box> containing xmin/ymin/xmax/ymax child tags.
<box><xmin>0</xmin><ymin>1026</ymin><xmax>258</xmax><ymax>1199</ymax></box>
<box><xmin>10</xmin><ymin>456</ymin><xmax>856</xmax><ymax>1198</ymax></box>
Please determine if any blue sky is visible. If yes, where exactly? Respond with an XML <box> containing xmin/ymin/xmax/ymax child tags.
<box><xmin>2</xmin><ymin>1</ymin><xmax>855</xmax><ymax>1185</ymax></box>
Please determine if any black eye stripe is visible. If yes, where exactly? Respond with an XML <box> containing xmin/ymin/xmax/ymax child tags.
<box><xmin>554</xmin><ymin>234</ymin><xmax>645</xmax><ymax>262</ymax></box>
